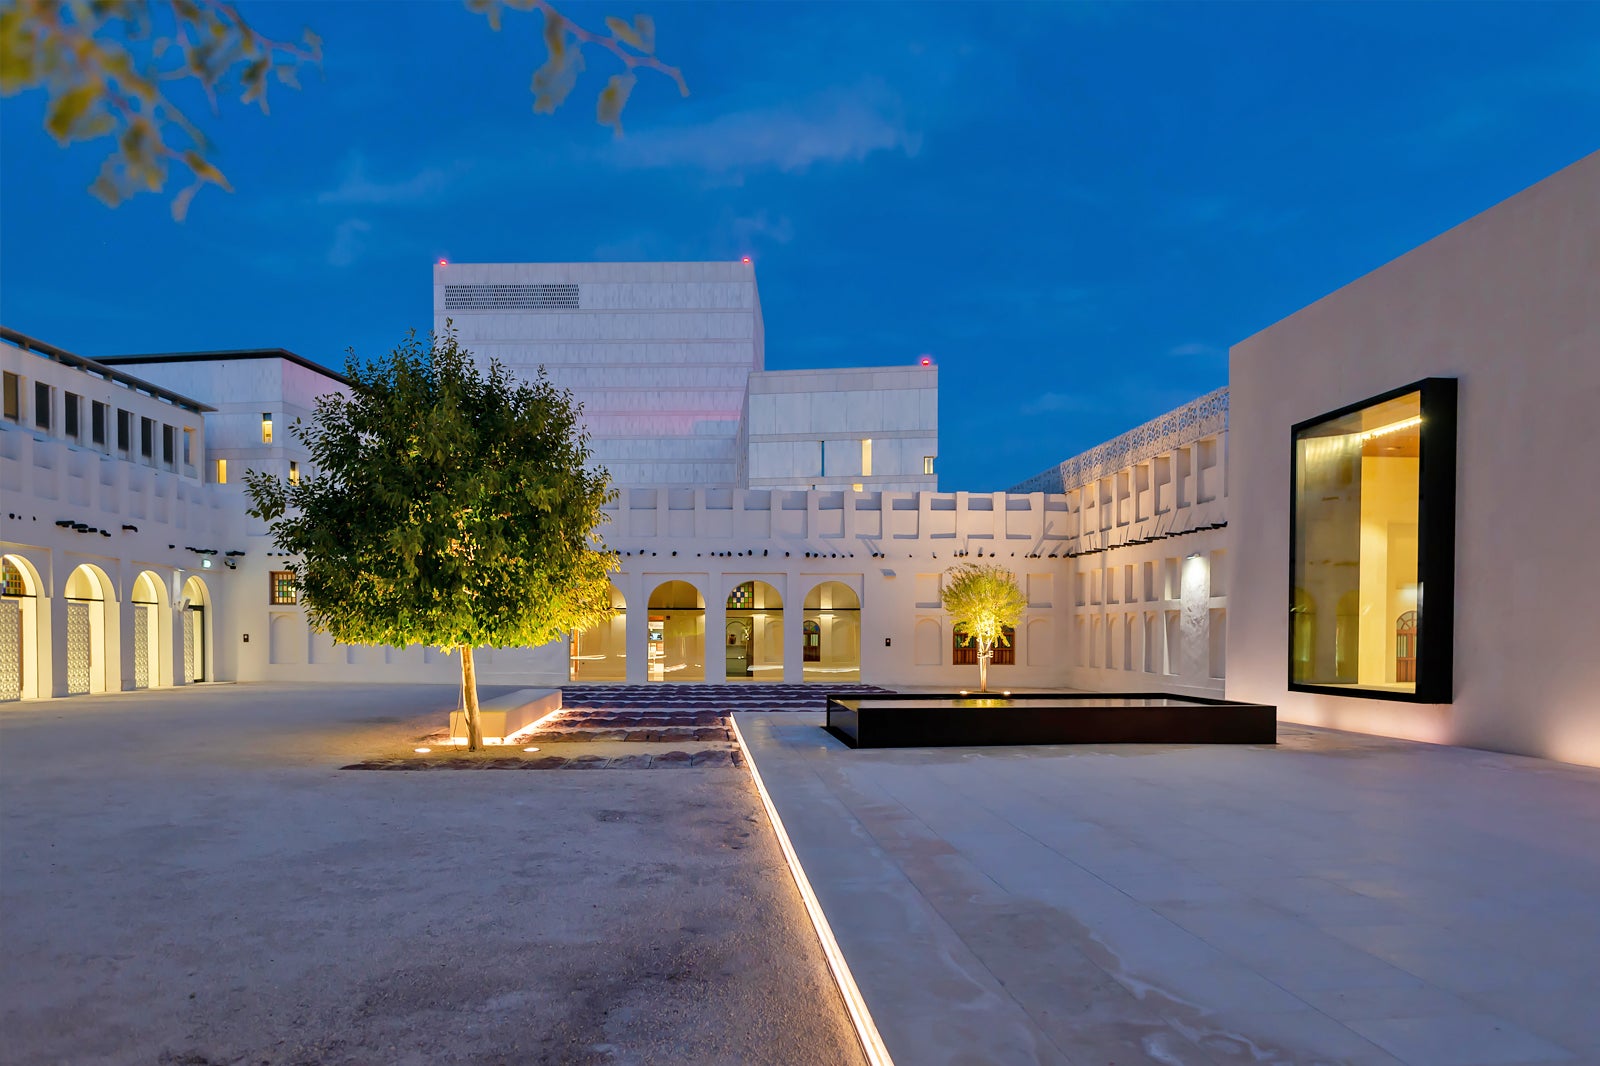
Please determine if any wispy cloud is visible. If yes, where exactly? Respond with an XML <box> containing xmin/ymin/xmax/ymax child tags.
<box><xmin>1167</xmin><ymin>341</ymin><xmax>1223</xmax><ymax>359</ymax></box>
<box><xmin>729</xmin><ymin>210</ymin><xmax>795</xmax><ymax>246</ymax></box>
<box><xmin>1022</xmin><ymin>391</ymin><xmax>1093</xmax><ymax>416</ymax></box>
<box><xmin>327</xmin><ymin>218</ymin><xmax>372</xmax><ymax>267</ymax></box>
<box><xmin>317</xmin><ymin>155</ymin><xmax>462</xmax><ymax>207</ymax></box>
<box><xmin>609</xmin><ymin>88</ymin><xmax>921</xmax><ymax>177</ymax></box>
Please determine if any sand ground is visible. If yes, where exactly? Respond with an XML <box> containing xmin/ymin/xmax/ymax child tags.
<box><xmin>0</xmin><ymin>683</ymin><xmax>866</xmax><ymax>1066</ymax></box>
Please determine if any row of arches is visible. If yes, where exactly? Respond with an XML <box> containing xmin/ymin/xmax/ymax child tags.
<box><xmin>1</xmin><ymin>554</ymin><xmax>210</xmax><ymax>701</ymax></box>
<box><xmin>569</xmin><ymin>579</ymin><xmax>861</xmax><ymax>682</ymax></box>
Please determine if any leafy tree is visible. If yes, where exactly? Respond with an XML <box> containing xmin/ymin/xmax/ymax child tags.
<box><xmin>244</xmin><ymin>328</ymin><xmax>617</xmax><ymax>750</ymax></box>
<box><xmin>2</xmin><ymin>0</ymin><xmax>685</xmax><ymax>219</ymax></box>
<box><xmin>941</xmin><ymin>562</ymin><xmax>1026</xmax><ymax>693</ymax></box>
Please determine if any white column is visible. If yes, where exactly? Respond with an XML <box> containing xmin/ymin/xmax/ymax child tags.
<box><xmin>703</xmin><ymin>574</ymin><xmax>727</xmax><ymax>683</ymax></box>
<box><xmin>783</xmin><ymin>594</ymin><xmax>804</xmax><ymax>683</ymax></box>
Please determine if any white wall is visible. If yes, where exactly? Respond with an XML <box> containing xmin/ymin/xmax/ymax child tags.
<box><xmin>1228</xmin><ymin>150</ymin><xmax>1600</xmax><ymax>766</ymax></box>
<box><xmin>434</xmin><ymin>262</ymin><xmax>761</xmax><ymax>487</ymax></box>
<box><xmin>745</xmin><ymin>365</ymin><xmax>938</xmax><ymax>491</ymax></box>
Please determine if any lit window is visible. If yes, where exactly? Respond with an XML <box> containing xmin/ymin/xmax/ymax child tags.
<box><xmin>183</xmin><ymin>427</ymin><xmax>195</xmax><ymax>466</ymax></box>
<box><xmin>861</xmin><ymin>438</ymin><xmax>872</xmax><ymax>477</ymax></box>
<box><xmin>269</xmin><ymin>570</ymin><xmax>298</xmax><ymax>605</ymax></box>
<box><xmin>215</xmin><ymin>458</ymin><xmax>228</xmax><ymax>484</ymax></box>
<box><xmin>923</xmin><ymin>455</ymin><xmax>935</xmax><ymax>476</ymax></box>
<box><xmin>289</xmin><ymin>461</ymin><xmax>300</xmax><ymax>485</ymax></box>
<box><xmin>1290</xmin><ymin>378</ymin><xmax>1456</xmax><ymax>702</ymax></box>
<box><xmin>261</xmin><ymin>412</ymin><xmax>273</xmax><ymax>444</ymax></box>
<box><xmin>852</xmin><ymin>483</ymin><xmax>863</xmax><ymax>492</ymax></box>
<box><xmin>1</xmin><ymin>372</ymin><xmax>18</xmax><ymax>422</ymax></box>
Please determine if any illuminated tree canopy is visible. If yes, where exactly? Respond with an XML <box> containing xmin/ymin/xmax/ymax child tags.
<box><xmin>941</xmin><ymin>562</ymin><xmax>1026</xmax><ymax>692</ymax></box>
<box><xmin>244</xmin><ymin>328</ymin><xmax>617</xmax><ymax>749</ymax></box>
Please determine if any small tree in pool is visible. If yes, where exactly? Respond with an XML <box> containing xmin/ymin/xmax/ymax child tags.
<box><xmin>941</xmin><ymin>562</ymin><xmax>1026</xmax><ymax>693</ymax></box>
<box><xmin>244</xmin><ymin>328</ymin><xmax>617</xmax><ymax>750</ymax></box>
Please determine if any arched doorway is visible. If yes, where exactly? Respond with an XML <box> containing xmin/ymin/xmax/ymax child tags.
<box><xmin>570</xmin><ymin>584</ymin><xmax>627</xmax><ymax>681</ymax></box>
<box><xmin>647</xmin><ymin>581</ymin><xmax>704</xmax><ymax>681</ymax></box>
<box><xmin>803</xmin><ymin>581</ymin><xmax>860</xmax><ymax>682</ymax></box>
<box><xmin>1</xmin><ymin>555</ymin><xmax>42</xmax><ymax>700</ymax></box>
<box><xmin>64</xmin><ymin>564</ymin><xmax>116</xmax><ymax>694</ymax></box>
<box><xmin>180</xmin><ymin>576</ymin><xmax>210</xmax><ymax>683</ymax></box>
<box><xmin>1395</xmin><ymin>610</ymin><xmax>1418</xmax><ymax>683</ymax></box>
<box><xmin>131</xmin><ymin>571</ymin><xmax>170</xmax><ymax>689</ymax></box>
<box><xmin>725</xmin><ymin>581</ymin><xmax>783</xmax><ymax>681</ymax></box>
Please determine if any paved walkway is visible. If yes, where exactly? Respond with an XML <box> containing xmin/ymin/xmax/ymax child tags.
<box><xmin>734</xmin><ymin>712</ymin><xmax>1600</xmax><ymax>1066</ymax></box>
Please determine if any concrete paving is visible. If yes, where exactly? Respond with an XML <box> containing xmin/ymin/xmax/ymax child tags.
<box><xmin>0</xmin><ymin>684</ymin><xmax>867</xmax><ymax>1066</ymax></box>
<box><xmin>734</xmin><ymin>712</ymin><xmax>1600</xmax><ymax>1066</ymax></box>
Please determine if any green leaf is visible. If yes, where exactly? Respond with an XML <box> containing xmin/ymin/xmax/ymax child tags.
<box><xmin>605</xmin><ymin>15</ymin><xmax>643</xmax><ymax>50</ymax></box>
<box><xmin>596</xmin><ymin>72</ymin><xmax>634</xmax><ymax>130</ymax></box>
<box><xmin>45</xmin><ymin>83</ymin><xmax>99</xmax><ymax>142</ymax></box>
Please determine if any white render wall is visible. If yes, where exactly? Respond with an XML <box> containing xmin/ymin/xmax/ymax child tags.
<box><xmin>2</xmin><ymin>341</ymin><xmax>232</xmax><ymax>697</ymax></box>
<box><xmin>744</xmin><ymin>365</ymin><xmax>938</xmax><ymax>491</ymax></box>
<box><xmin>433</xmin><ymin>261</ymin><xmax>763</xmax><ymax>487</ymax></box>
<box><xmin>1012</xmin><ymin>392</ymin><xmax>1231</xmax><ymax>699</ymax></box>
<box><xmin>1228</xmin><ymin>150</ymin><xmax>1600</xmax><ymax>767</ymax></box>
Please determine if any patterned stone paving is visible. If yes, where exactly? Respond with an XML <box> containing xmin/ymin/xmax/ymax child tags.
<box><xmin>347</xmin><ymin>683</ymin><xmax>887</xmax><ymax>771</ymax></box>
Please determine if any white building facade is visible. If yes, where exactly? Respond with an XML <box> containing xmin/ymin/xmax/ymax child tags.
<box><xmin>8</xmin><ymin>164</ymin><xmax>1600</xmax><ymax>774</ymax></box>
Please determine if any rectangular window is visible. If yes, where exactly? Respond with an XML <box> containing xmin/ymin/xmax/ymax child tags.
<box><xmin>64</xmin><ymin>392</ymin><xmax>80</xmax><ymax>439</ymax></box>
<box><xmin>2</xmin><ymin>372</ymin><xmax>18</xmax><ymax>421</ymax></box>
<box><xmin>34</xmin><ymin>382</ymin><xmax>50</xmax><ymax>429</ymax></box>
<box><xmin>117</xmin><ymin>409</ymin><xmax>131</xmax><ymax>451</ymax></box>
<box><xmin>182</xmin><ymin>427</ymin><xmax>195</xmax><ymax>466</ymax></box>
<box><xmin>289</xmin><ymin>460</ymin><xmax>300</xmax><ymax>485</ymax></box>
<box><xmin>1290</xmin><ymin>378</ymin><xmax>1456</xmax><ymax>703</ymax></box>
<box><xmin>860</xmin><ymin>438</ymin><xmax>872</xmax><ymax>478</ymax></box>
<box><xmin>140</xmin><ymin>417</ymin><xmax>154</xmax><ymax>458</ymax></box>
<box><xmin>92</xmin><ymin>401</ymin><xmax>107</xmax><ymax>445</ymax></box>
<box><xmin>162</xmin><ymin>424</ymin><xmax>175</xmax><ymax>465</ymax></box>
<box><xmin>923</xmin><ymin>455</ymin><xmax>935</xmax><ymax>476</ymax></box>
<box><xmin>952</xmin><ymin>625</ymin><xmax>1015</xmax><ymax>666</ymax></box>
<box><xmin>261</xmin><ymin>412</ymin><xmax>273</xmax><ymax>444</ymax></box>
<box><xmin>215</xmin><ymin>458</ymin><xmax>228</xmax><ymax>484</ymax></box>
<box><xmin>269</xmin><ymin>570</ymin><xmax>298</xmax><ymax>605</ymax></box>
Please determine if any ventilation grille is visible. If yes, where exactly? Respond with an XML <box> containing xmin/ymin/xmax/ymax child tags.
<box><xmin>443</xmin><ymin>283</ymin><xmax>580</xmax><ymax>310</ymax></box>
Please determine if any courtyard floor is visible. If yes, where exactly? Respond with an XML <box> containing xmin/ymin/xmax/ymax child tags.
<box><xmin>0</xmin><ymin>684</ymin><xmax>866</xmax><ymax>1066</ymax></box>
<box><xmin>734</xmin><ymin>712</ymin><xmax>1600</xmax><ymax>1066</ymax></box>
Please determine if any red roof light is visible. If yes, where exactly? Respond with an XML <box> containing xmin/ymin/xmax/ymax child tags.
<box><xmin>920</xmin><ymin>356</ymin><xmax>932</xmax><ymax>367</ymax></box>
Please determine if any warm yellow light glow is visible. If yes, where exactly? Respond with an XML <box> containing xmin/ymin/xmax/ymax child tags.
<box><xmin>215</xmin><ymin>458</ymin><xmax>227</xmax><ymax>484</ymax></box>
<box><xmin>523</xmin><ymin>746</ymin><xmax>540</xmax><ymax>753</ymax></box>
<box><xmin>414</xmin><ymin>747</ymin><xmax>431</xmax><ymax>753</ymax></box>
<box><xmin>729</xmin><ymin>716</ymin><xmax>895</xmax><ymax>1066</ymax></box>
<box><xmin>261</xmin><ymin>413</ymin><xmax>273</xmax><ymax>444</ymax></box>
<box><xmin>1359</xmin><ymin>415</ymin><xmax>1422</xmax><ymax>442</ymax></box>
<box><xmin>860</xmin><ymin>438</ymin><xmax>873</xmax><ymax>477</ymax></box>
<box><xmin>852</xmin><ymin>483</ymin><xmax>864</xmax><ymax>492</ymax></box>
<box><xmin>289</xmin><ymin>460</ymin><xmax>299</xmax><ymax>485</ymax></box>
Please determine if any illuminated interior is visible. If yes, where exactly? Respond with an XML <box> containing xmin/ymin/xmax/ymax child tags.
<box><xmin>725</xmin><ymin>580</ymin><xmax>784</xmax><ymax>681</ymax></box>
<box><xmin>803</xmin><ymin>581</ymin><xmax>861</xmax><ymax>681</ymax></box>
<box><xmin>569</xmin><ymin>584</ymin><xmax>626</xmax><ymax>681</ymax></box>
<box><xmin>1291</xmin><ymin>390</ymin><xmax>1425</xmax><ymax>695</ymax></box>
<box><xmin>647</xmin><ymin>580</ymin><xmax>705</xmax><ymax>681</ymax></box>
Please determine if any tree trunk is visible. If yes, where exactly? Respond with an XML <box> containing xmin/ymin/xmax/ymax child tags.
<box><xmin>978</xmin><ymin>650</ymin><xmax>990</xmax><ymax>693</ymax></box>
<box><xmin>461</xmin><ymin>644</ymin><xmax>483</xmax><ymax>751</ymax></box>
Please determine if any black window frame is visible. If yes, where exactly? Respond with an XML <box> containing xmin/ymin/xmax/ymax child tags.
<box><xmin>91</xmin><ymin>401</ymin><xmax>107</xmax><ymax>445</ymax></box>
<box><xmin>140</xmin><ymin>416</ymin><xmax>154</xmax><ymax>458</ymax></box>
<box><xmin>117</xmin><ymin>409</ymin><xmax>132</xmax><ymax>452</ymax></box>
<box><xmin>1287</xmin><ymin>377</ymin><xmax>1457</xmax><ymax>704</ymax></box>
<box><xmin>64</xmin><ymin>392</ymin><xmax>80</xmax><ymax>439</ymax></box>
<box><xmin>162</xmin><ymin>424</ymin><xmax>175</xmax><ymax>465</ymax></box>
<box><xmin>34</xmin><ymin>382</ymin><xmax>50</xmax><ymax>429</ymax></box>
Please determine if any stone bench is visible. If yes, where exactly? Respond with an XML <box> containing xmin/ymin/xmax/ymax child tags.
<box><xmin>449</xmin><ymin>687</ymin><xmax>563</xmax><ymax>743</ymax></box>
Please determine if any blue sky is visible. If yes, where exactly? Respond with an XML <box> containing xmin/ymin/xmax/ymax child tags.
<box><xmin>2</xmin><ymin>2</ymin><xmax>1596</xmax><ymax>490</ymax></box>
